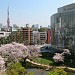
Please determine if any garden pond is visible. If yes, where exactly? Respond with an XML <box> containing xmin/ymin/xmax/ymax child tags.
<box><xmin>26</xmin><ymin>68</ymin><xmax>75</xmax><ymax>75</ymax></box>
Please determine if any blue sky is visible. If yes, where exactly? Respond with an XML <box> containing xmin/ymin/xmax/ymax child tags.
<box><xmin>0</xmin><ymin>0</ymin><xmax>74</xmax><ymax>27</ymax></box>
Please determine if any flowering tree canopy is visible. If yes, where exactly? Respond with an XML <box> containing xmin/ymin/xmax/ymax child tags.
<box><xmin>0</xmin><ymin>42</ymin><xmax>41</xmax><ymax>70</ymax></box>
<box><xmin>53</xmin><ymin>49</ymin><xmax>71</xmax><ymax>62</ymax></box>
<box><xmin>0</xmin><ymin>56</ymin><xmax>5</xmax><ymax>70</ymax></box>
<box><xmin>53</xmin><ymin>53</ymin><xmax>64</xmax><ymax>62</ymax></box>
<box><xmin>62</xmin><ymin>49</ymin><xmax>71</xmax><ymax>55</ymax></box>
<box><xmin>0</xmin><ymin>42</ymin><xmax>29</xmax><ymax>62</ymax></box>
<box><xmin>27</xmin><ymin>45</ymin><xmax>41</xmax><ymax>58</ymax></box>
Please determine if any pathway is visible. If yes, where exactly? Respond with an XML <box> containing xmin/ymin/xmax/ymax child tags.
<box><xmin>26</xmin><ymin>59</ymin><xmax>53</xmax><ymax>69</ymax></box>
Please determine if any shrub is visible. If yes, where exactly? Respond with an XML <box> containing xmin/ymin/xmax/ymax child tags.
<box><xmin>6</xmin><ymin>62</ymin><xmax>26</xmax><ymax>75</ymax></box>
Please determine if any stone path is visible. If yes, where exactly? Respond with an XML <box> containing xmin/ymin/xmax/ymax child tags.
<box><xmin>26</xmin><ymin>59</ymin><xmax>66</xmax><ymax>70</ymax></box>
<box><xmin>26</xmin><ymin>59</ymin><xmax>53</xmax><ymax>68</ymax></box>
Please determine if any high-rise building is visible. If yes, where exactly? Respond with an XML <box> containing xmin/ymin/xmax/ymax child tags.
<box><xmin>48</xmin><ymin>25</ymin><xmax>51</xmax><ymax>29</ymax></box>
<box><xmin>0</xmin><ymin>23</ymin><xmax>3</xmax><ymax>31</ymax></box>
<box><xmin>12</xmin><ymin>24</ymin><xmax>19</xmax><ymax>31</ymax></box>
<box><xmin>31</xmin><ymin>24</ymin><xmax>39</xmax><ymax>31</ymax></box>
<box><xmin>39</xmin><ymin>32</ymin><xmax>47</xmax><ymax>44</ymax></box>
<box><xmin>51</xmin><ymin>3</ymin><xmax>75</xmax><ymax>55</ymax></box>
<box><xmin>21</xmin><ymin>24</ymin><xmax>33</xmax><ymax>45</ymax></box>
<box><xmin>40</xmin><ymin>26</ymin><xmax>42</xmax><ymax>28</ymax></box>
<box><xmin>1</xmin><ymin>26</ymin><xmax>7</xmax><ymax>31</ymax></box>
<box><xmin>26</xmin><ymin>24</ymin><xmax>29</xmax><ymax>28</ymax></box>
<box><xmin>0</xmin><ymin>23</ymin><xmax>2</xmax><ymax>28</ymax></box>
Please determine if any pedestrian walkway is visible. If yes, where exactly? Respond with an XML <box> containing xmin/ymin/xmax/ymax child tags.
<box><xmin>26</xmin><ymin>59</ymin><xmax>53</xmax><ymax>69</ymax></box>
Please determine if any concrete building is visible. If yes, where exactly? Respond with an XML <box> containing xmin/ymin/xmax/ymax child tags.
<box><xmin>0</xmin><ymin>31</ymin><xmax>11</xmax><ymax>38</ymax></box>
<box><xmin>0</xmin><ymin>25</ymin><xmax>7</xmax><ymax>31</ymax></box>
<box><xmin>21</xmin><ymin>24</ymin><xmax>33</xmax><ymax>45</ymax></box>
<box><xmin>30</xmin><ymin>31</ymin><xmax>34</xmax><ymax>44</ymax></box>
<box><xmin>51</xmin><ymin>3</ymin><xmax>75</xmax><ymax>55</ymax></box>
<box><xmin>33</xmin><ymin>31</ymin><xmax>39</xmax><ymax>44</ymax></box>
<box><xmin>32</xmin><ymin>31</ymin><xmax>49</xmax><ymax>45</ymax></box>
<box><xmin>39</xmin><ymin>32</ymin><xmax>47</xmax><ymax>44</ymax></box>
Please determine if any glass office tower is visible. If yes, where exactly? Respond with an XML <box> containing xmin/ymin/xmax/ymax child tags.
<box><xmin>51</xmin><ymin>3</ymin><xmax>75</xmax><ymax>55</ymax></box>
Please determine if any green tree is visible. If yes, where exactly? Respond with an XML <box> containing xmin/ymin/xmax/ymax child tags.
<box><xmin>6</xmin><ymin>62</ymin><xmax>26</xmax><ymax>75</ymax></box>
<box><xmin>0</xmin><ymin>37</ymin><xmax>3</xmax><ymax>45</ymax></box>
<box><xmin>38</xmin><ymin>28</ymin><xmax>48</xmax><ymax>32</ymax></box>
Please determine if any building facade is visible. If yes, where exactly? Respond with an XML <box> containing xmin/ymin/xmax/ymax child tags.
<box><xmin>0</xmin><ymin>31</ymin><xmax>11</xmax><ymax>38</ymax></box>
<box><xmin>39</xmin><ymin>32</ymin><xmax>47</xmax><ymax>44</ymax></box>
<box><xmin>47</xmin><ymin>29</ymin><xmax>51</xmax><ymax>44</ymax></box>
<box><xmin>21</xmin><ymin>24</ymin><xmax>33</xmax><ymax>45</ymax></box>
<box><xmin>33</xmin><ymin>31</ymin><xmax>39</xmax><ymax>44</ymax></box>
<box><xmin>51</xmin><ymin>3</ymin><xmax>75</xmax><ymax>55</ymax></box>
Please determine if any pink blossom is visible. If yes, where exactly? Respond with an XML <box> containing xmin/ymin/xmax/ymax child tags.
<box><xmin>0</xmin><ymin>42</ymin><xmax>29</xmax><ymax>62</ymax></box>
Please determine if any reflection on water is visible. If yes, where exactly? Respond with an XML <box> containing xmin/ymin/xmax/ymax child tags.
<box><xmin>26</xmin><ymin>68</ymin><xmax>48</xmax><ymax>75</ymax></box>
<box><xmin>26</xmin><ymin>68</ymin><xmax>75</xmax><ymax>75</ymax></box>
<box><xmin>67</xmin><ymin>72</ymin><xmax>75</xmax><ymax>75</ymax></box>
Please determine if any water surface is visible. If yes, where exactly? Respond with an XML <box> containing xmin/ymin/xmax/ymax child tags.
<box><xmin>67</xmin><ymin>72</ymin><xmax>75</xmax><ymax>75</ymax></box>
<box><xmin>26</xmin><ymin>68</ymin><xmax>48</xmax><ymax>75</ymax></box>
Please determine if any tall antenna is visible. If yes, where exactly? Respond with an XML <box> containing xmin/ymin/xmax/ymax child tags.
<box><xmin>7</xmin><ymin>5</ymin><xmax>10</xmax><ymax>30</ymax></box>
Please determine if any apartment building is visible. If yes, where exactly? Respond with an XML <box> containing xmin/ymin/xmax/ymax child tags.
<box><xmin>39</xmin><ymin>32</ymin><xmax>47</xmax><ymax>44</ymax></box>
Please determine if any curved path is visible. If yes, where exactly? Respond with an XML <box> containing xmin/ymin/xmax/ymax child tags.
<box><xmin>26</xmin><ymin>59</ymin><xmax>66</xmax><ymax>69</ymax></box>
<box><xmin>26</xmin><ymin>59</ymin><xmax>53</xmax><ymax>69</ymax></box>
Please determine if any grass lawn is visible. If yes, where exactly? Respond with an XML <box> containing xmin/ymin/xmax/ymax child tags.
<box><xmin>32</xmin><ymin>57</ymin><xmax>54</xmax><ymax>66</ymax></box>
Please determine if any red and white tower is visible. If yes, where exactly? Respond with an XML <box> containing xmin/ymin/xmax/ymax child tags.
<box><xmin>7</xmin><ymin>6</ymin><xmax>10</xmax><ymax>31</ymax></box>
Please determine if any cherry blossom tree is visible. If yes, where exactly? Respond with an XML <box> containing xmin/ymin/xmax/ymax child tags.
<box><xmin>0</xmin><ymin>42</ymin><xmax>29</xmax><ymax>63</ymax></box>
<box><xmin>53</xmin><ymin>49</ymin><xmax>71</xmax><ymax>63</ymax></box>
<box><xmin>0</xmin><ymin>56</ymin><xmax>5</xmax><ymax>70</ymax></box>
<box><xmin>0</xmin><ymin>42</ymin><xmax>41</xmax><ymax>69</ymax></box>
<box><xmin>53</xmin><ymin>53</ymin><xmax>64</xmax><ymax>62</ymax></box>
<box><xmin>27</xmin><ymin>45</ymin><xmax>41</xmax><ymax>58</ymax></box>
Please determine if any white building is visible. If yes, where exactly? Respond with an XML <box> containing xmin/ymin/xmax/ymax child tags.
<box><xmin>0</xmin><ymin>31</ymin><xmax>11</xmax><ymax>38</ymax></box>
<box><xmin>32</xmin><ymin>31</ymin><xmax>47</xmax><ymax>44</ymax></box>
<box><xmin>33</xmin><ymin>31</ymin><xmax>39</xmax><ymax>44</ymax></box>
<box><xmin>39</xmin><ymin>32</ymin><xmax>47</xmax><ymax>44</ymax></box>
